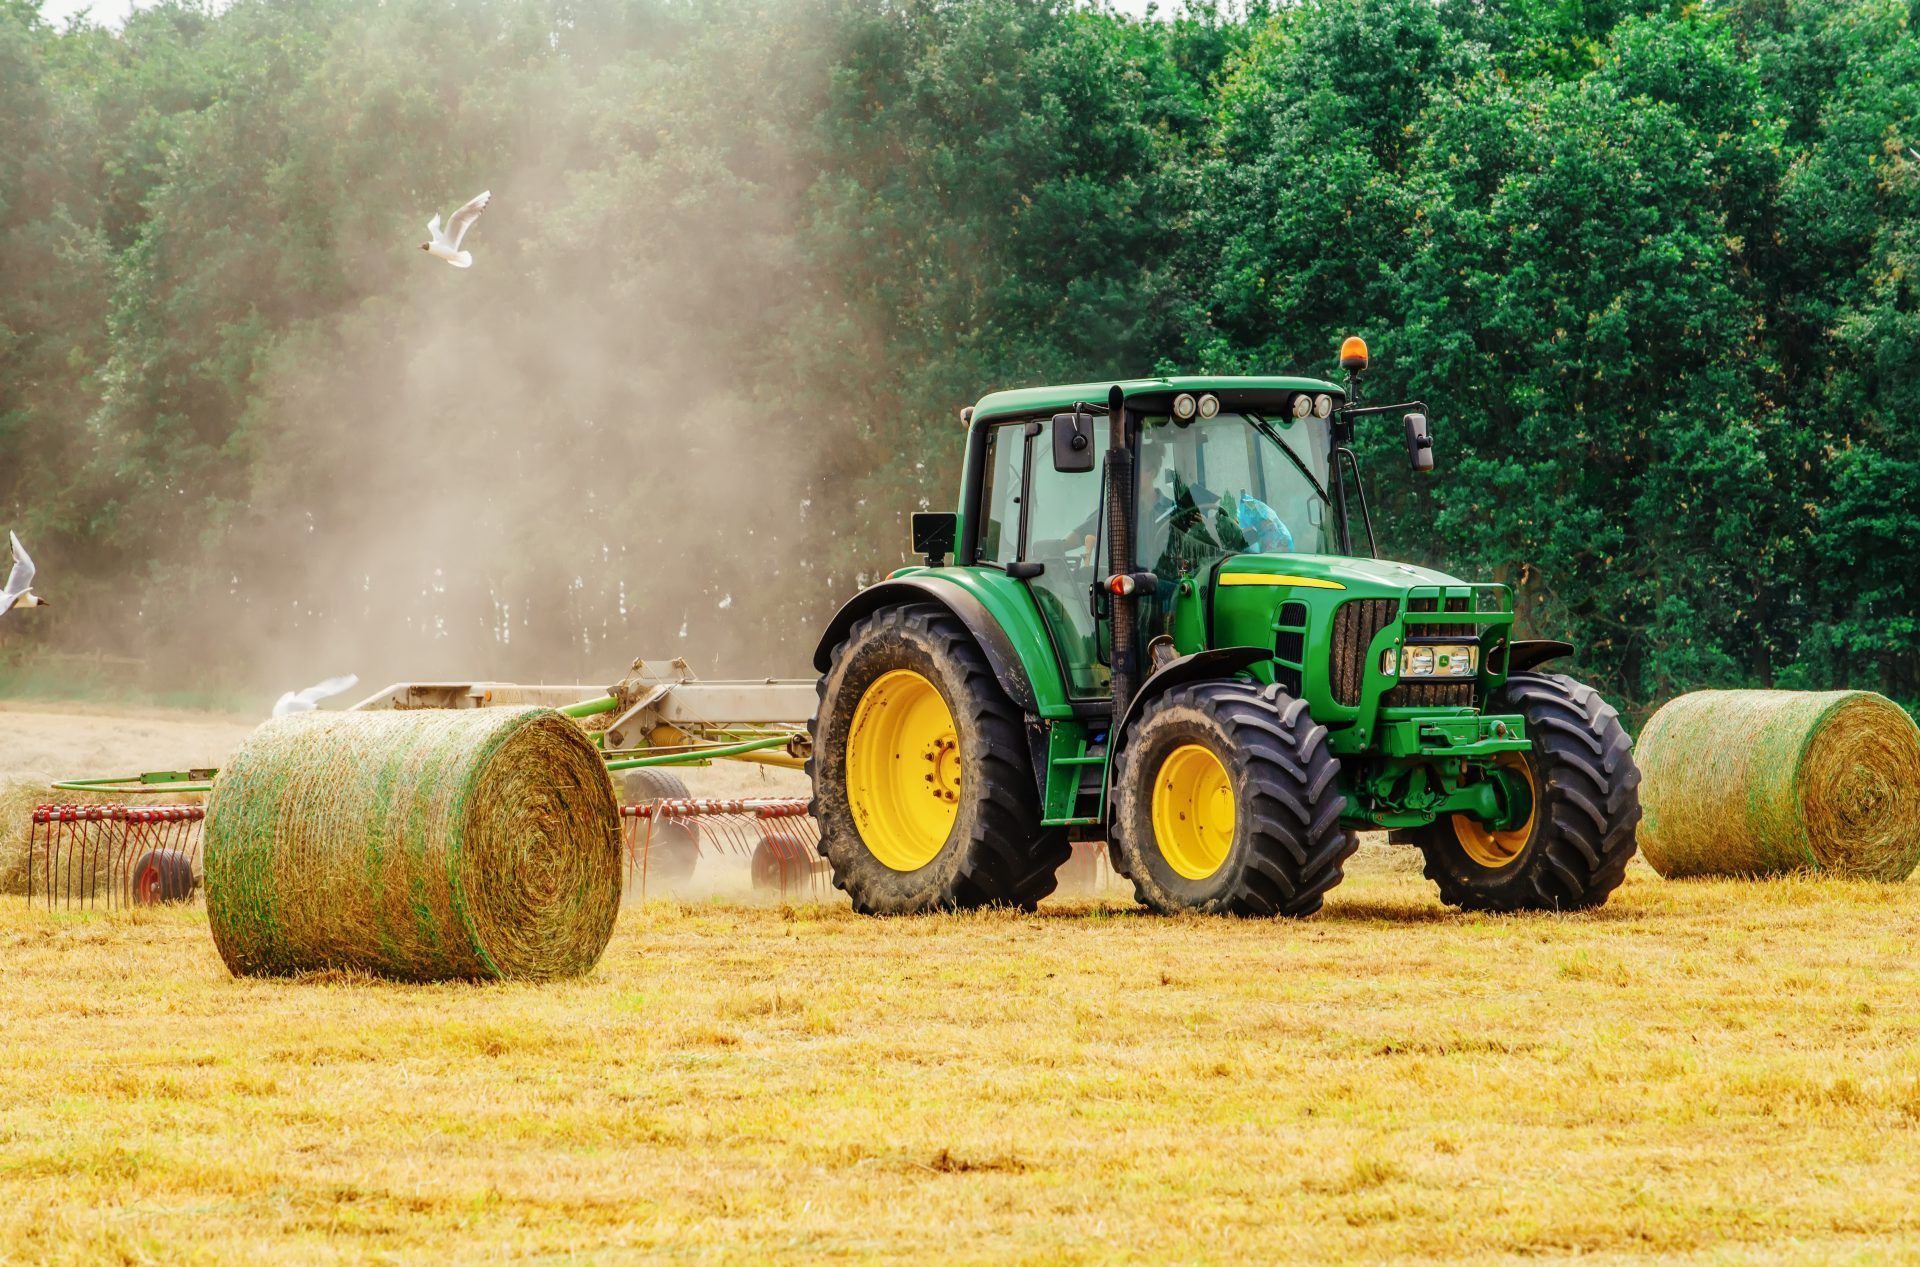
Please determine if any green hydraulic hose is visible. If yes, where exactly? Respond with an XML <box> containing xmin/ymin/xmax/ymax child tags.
<box><xmin>52</xmin><ymin>772</ymin><xmax>216</xmax><ymax>794</ymax></box>
<box><xmin>51</xmin><ymin>732</ymin><xmax>795</xmax><ymax>794</ymax></box>
<box><xmin>604</xmin><ymin>735</ymin><xmax>793</xmax><ymax>770</ymax></box>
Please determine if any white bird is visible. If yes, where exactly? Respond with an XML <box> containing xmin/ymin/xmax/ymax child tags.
<box><xmin>420</xmin><ymin>190</ymin><xmax>491</xmax><ymax>268</ymax></box>
<box><xmin>0</xmin><ymin>532</ymin><xmax>48</xmax><ymax>615</ymax></box>
<box><xmin>273</xmin><ymin>674</ymin><xmax>359</xmax><ymax>717</ymax></box>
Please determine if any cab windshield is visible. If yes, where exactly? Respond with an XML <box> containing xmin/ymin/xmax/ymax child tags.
<box><xmin>1137</xmin><ymin>411</ymin><xmax>1337</xmax><ymax>581</ymax></box>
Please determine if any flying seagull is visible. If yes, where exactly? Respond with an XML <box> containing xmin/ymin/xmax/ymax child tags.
<box><xmin>0</xmin><ymin>532</ymin><xmax>48</xmax><ymax>615</ymax></box>
<box><xmin>421</xmin><ymin>190</ymin><xmax>491</xmax><ymax>268</ymax></box>
<box><xmin>273</xmin><ymin>674</ymin><xmax>359</xmax><ymax>717</ymax></box>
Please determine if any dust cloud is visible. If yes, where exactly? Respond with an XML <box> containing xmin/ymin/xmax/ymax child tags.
<box><xmin>151</xmin><ymin>25</ymin><xmax>869</xmax><ymax>703</ymax></box>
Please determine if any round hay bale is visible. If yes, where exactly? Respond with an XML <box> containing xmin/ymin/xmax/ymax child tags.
<box><xmin>1636</xmin><ymin>689</ymin><xmax>1920</xmax><ymax>881</ymax></box>
<box><xmin>204</xmin><ymin>707</ymin><xmax>621</xmax><ymax>981</ymax></box>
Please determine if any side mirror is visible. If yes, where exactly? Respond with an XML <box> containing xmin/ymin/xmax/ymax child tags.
<box><xmin>910</xmin><ymin>511</ymin><xmax>956</xmax><ymax>566</ymax></box>
<box><xmin>1052</xmin><ymin>411</ymin><xmax>1095</xmax><ymax>473</ymax></box>
<box><xmin>1404</xmin><ymin>413</ymin><xmax>1434</xmax><ymax>473</ymax></box>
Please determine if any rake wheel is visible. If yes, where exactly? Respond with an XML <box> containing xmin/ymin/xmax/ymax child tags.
<box><xmin>130</xmin><ymin>848</ymin><xmax>195</xmax><ymax>905</ymax></box>
<box><xmin>623</xmin><ymin>767</ymin><xmax>700</xmax><ymax>891</ymax></box>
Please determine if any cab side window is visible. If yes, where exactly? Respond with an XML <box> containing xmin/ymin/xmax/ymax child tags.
<box><xmin>978</xmin><ymin>423</ymin><xmax>1027</xmax><ymax>566</ymax></box>
<box><xmin>1020</xmin><ymin>424</ymin><xmax>1110</xmax><ymax>698</ymax></box>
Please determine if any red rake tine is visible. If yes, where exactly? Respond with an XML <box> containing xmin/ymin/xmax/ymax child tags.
<box><xmin>28</xmin><ymin>807</ymin><xmax>46</xmax><ymax>908</ymax></box>
<box><xmin>615</xmin><ymin>798</ymin><xmax>816</xmax><ymax>902</ymax></box>
<box><xmin>19</xmin><ymin>803</ymin><xmax>207</xmax><ymax>911</ymax></box>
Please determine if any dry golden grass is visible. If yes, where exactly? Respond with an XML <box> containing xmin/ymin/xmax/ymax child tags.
<box><xmin>5</xmin><ymin>851</ymin><xmax>1920</xmax><ymax>1265</ymax></box>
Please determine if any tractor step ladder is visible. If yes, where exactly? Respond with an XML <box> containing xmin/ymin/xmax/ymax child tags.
<box><xmin>1044</xmin><ymin>730</ymin><xmax>1108</xmax><ymax>827</ymax></box>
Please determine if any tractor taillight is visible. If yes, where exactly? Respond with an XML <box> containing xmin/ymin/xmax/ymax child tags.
<box><xmin>1108</xmin><ymin>575</ymin><xmax>1136</xmax><ymax>596</ymax></box>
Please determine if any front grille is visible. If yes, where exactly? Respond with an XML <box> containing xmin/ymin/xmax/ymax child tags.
<box><xmin>1383</xmin><ymin>681</ymin><xmax>1477</xmax><ymax>708</ymax></box>
<box><xmin>1406</xmin><ymin>595</ymin><xmax>1472</xmax><ymax>640</ymax></box>
<box><xmin>1329</xmin><ymin>599</ymin><xmax>1397</xmax><ymax>706</ymax></box>
<box><xmin>1274</xmin><ymin>601</ymin><xmax>1309</xmax><ymax>699</ymax></box>
<box><xmin>1395</xmin><ymin>595</ymin><xmax>1478</xmax><ymax>707</ymax></box>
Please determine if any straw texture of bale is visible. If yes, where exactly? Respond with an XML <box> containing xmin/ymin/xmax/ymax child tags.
<box><xmin>204</xmin><ymin>707</ymin><xmax>621</xmax><ymax>981</ymax></box>
<box><xmin>1637</xmin><ymin>689</ymin><xmax>1920</xmax><ymax>881</ymax></box>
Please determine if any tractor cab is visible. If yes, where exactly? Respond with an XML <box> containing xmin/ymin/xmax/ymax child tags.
<box><xmin>961</xmin><ymin>377</ymin><xmax>1357</xmax><ymax>701</ymax></box>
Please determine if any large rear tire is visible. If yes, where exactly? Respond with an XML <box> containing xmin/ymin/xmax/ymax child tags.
<box><xmin>1413</xmin><ymin>671</ymin><xmax>1640</xmax><ymax>911</ymax></box>
<box><xmin>1111</xmin><ymin>681</ymin><xmax>1355</xmax><ymax>916</ymax></box>
<box><xmin>809</xmin><ymin>603</ymin><xmax>1068</xmax><ymax>914</ymax></box>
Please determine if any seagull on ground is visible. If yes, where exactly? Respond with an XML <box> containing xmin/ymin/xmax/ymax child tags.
<box><xmin>421</xmin><ymin>190</ymin><xmax>491</xmax><ymax>268</ymax></box>
<box><xmin>0</xmin><ymin>532</ymin><xmax>48</xmax><ymax>615</ymax></box>
<box><xmin>273</xmin><ymin>674</ymin><xmax>359</xmax><ymax>717</ymax></box>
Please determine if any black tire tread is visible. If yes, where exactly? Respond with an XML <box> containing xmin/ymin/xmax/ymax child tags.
<box><xmin>1114</xmin><ymin>680</ymin><xmax>1355</xmax><ymax>917</ymax></box>
<box><xmin>130</xmin><ymin>847</ymin><xmax>195</xmax><ymax>905</ymax></box>
<box><xmin>1417</xmin><ymin>671</ymin><xmax>1641</xmax><ymax>912</ymax></box>
<box><xmin>622</xmin><ymin>766</ymin><xmax>700</xmax><ymax>889</ymax></box>
<box><xmin>808</xmin><ymin>603</ymin><xmax>1068</xmax><ymax>914</ymax></box>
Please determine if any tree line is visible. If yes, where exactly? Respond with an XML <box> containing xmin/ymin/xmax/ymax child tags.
<box><xmin>0</xmin><ymin>0</ymin><xmax>1914</xmax><ymax>716</ymax></box>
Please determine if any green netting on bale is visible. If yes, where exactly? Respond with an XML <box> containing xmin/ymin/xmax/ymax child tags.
<box><xmin>205</xmin><ymin>707</ymin><xmax>621</xmax><ymax>981</ymax></box>
<box><xmin>1636</xmin><ymin>689</ymin><xmax>1920</xmax><ymax>881</ymax></box>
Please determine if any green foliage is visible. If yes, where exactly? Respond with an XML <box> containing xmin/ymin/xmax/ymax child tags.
<box><xmin>0</xmin><ymin>0</ymin><xmax>1913</xmax><ymax>714</ymax></box>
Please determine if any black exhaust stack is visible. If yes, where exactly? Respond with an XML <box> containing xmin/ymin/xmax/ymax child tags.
<box><xmin>1103</xmin><ymin>384</ymin><xmax>1139</xmax><ymax>720</ymax></box>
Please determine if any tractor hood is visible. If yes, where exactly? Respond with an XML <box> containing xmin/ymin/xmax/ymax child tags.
<box><xmin>1216</xmin><ymin>553</ymin><xmax>1478</xmax><ymax>595</ymax></box>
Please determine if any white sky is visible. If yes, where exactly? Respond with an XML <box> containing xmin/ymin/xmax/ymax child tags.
<box><xmin>39</xmin><ymin>0</ymin><xmax>143</xmax><ymax>24</ymax></box>
<box><xmin>41</xmin><ymin>0</ymin><xmax>1175</xmax><ymax>30</ymax></box>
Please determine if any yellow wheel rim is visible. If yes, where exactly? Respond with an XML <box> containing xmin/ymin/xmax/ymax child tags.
<box><xmin>1151</xmin><ymin>744</ymin><xmax>1236</xmax><ymax>880</ymax></box>
<box><xmin>1453</xmin><ymin>753</ymin><xmax>1537</xmax><ymax>870</ymax></box>
<box><xmin>845</xmin><ymin>670</ymin><xmax>960</xmax><ymax>872</ymax></box>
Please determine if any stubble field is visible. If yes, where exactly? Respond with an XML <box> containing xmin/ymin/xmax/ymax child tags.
<box><xmin>2</xmin><ymin>705</ymin><xmax>1919</xmax><ymax>1264</ymax></box>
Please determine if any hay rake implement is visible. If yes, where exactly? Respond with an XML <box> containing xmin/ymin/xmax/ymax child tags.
<box><xmin>26</xmin><ymin>804</ymin><xmax>205</xmax><ymax>910</ymax></box>
<box><xmin>23</xmin><ymin>797</ymin><xmax>828</xmax><ymax>910</ymax></box>
<box><xmin>18</xmin><ymin>657</ymin><xmax>830</xmax><ymax>909</ymax></box>
<box><xmin>19</xmin><ymin>657</ymin><xmax>1110</xmax><ymax>913</ymax></box>
<box><xmin>623</xmin><ymin>799</ymin><xmax>829</xmax><ymax>899</ymax></box>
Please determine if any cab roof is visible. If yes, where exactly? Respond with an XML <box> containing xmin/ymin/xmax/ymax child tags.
<box><xmin>970</xmin><ymin>375</ymin><xmax>1344</xmax><ymax>426</ymax></box>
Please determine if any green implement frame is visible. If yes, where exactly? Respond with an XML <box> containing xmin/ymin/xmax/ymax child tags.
<box><xmin>50</xmin><ymin>660</ymin><xmax>817</xmax><ymax>795</ymax></box>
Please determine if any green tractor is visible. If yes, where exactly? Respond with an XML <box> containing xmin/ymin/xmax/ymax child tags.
<box><xmin>808</xmin><ymin>338</ymin><xmax>1641</xmax><ymax>916</ymax></box>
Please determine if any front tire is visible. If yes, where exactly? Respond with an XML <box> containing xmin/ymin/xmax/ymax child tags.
<box><xmin>1111</xmin><ymin>681</ymin><xmax>1355</xmax><ymax>916</ymax></box>
<box><xmin>809</xmin><ymin>603</ymin><xmax>1068</xmax><ymax>914</ymax></box>
<box><xmin>1413</xmin><ymin>671</ymin><xmax>1641</xmax><ymax>911</ymax></box>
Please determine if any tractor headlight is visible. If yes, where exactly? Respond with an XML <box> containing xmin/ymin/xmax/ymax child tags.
<box><xmin>1400</xmin><ymin>644</ymin><xmax>1478</xmax><ymax>678</ymax></box>
<box><xmin>1172</xmin><ymin>392</ymin><xmax>1197</xmax><ymax>421</ymax></box>
<box><xmin>1291</xmin><ymin>394</ymin><xmax>1313</xmax><ymax>420</ymax></box>
<box><xmin>1313</xmin><ymin>393</ymin><xmax>1334</xmax><ymax>419</ymax></box>
<box><xmin>1197</xmin><ymin>393</ymin><xmax>1221</xmax><ymax>419</ymax></box>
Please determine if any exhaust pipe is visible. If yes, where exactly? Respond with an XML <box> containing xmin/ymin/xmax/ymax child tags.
<box><xmin>1104</xmin><ymin>384</ymin><xmax>1139</xmax><ymax>720</ymax></box>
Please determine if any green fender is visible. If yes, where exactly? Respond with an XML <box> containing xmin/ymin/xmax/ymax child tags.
<box><xmin>812</xmin><ymin>571</ymin><xmax>1075</xmax><ymax>720</ymax></box>
<box><xmin>1101</xmin><ymin>646</ymin><xmax>1270</xmax><ymax>824</ymax></box>
<box><xmin>1506</xmin><ymin>639</ymin><xmax>1575</xmax><ymax>673</ymax></box>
